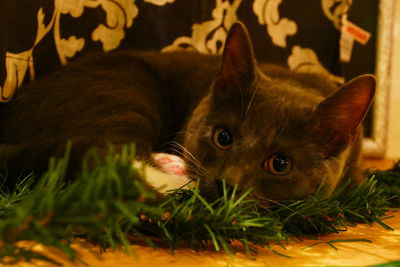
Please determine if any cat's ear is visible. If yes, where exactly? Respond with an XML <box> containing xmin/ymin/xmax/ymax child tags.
<box><xmin>214</xmin><ymin>22</ymin><xmax>257</xmax><ymax>92</ymax></box>
<box><xmin>314</xmin><ymin>74</ymin><xmax>375</xmax><ymax>155</ymax></box>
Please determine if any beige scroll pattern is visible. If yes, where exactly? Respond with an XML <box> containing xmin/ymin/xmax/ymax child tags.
<box><xmin>287</xmin><ymin>46</ymin><xmax>345</xmax><ymax>84</ymax></box>
<box><xmin>321</xmin><ymin>0</ymin><xmax>353</xmax><ymax>30</ymax></box>
<box><xmin>162</xmin><ymin>0</ymin><xmax>242</xmax><ymax>55</ymax></box>
<box><xmin>253</xmin><ymin>0</ymin><xmax>297</xmax><ymax>48</ymax></box>
<box><xmin>0</xmin><ymin>0</ymin><xmax>175</xmax><ymax>102</ymax></box>
<box><xmin>144</xmin><ymin>0</ymin><xmax>176</xmax><ymax>5</ymax></box>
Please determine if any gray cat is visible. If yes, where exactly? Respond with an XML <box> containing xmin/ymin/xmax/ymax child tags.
<box><xmin>0</xmin><ymin>22</ymin><xmax>375</xmax><ymax>203</ymax></box>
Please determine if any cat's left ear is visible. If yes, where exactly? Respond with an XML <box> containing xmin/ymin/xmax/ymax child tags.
<box><xmin>315</xmin><ymin>74</ymin><xmax>375</xmax><ymax>155</ymax></box>
<box><xmin>214</xmin><ymin>22</ymin><xmax>257</xmax><ymax>93</ymax></box>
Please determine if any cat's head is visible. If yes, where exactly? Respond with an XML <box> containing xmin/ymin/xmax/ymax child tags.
<box><xmin>182</xmin><ymin>22</ymin><xmax>375</xmax><ymax>203</ymax></box>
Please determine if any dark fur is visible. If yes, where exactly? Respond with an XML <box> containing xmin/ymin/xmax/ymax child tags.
<box><xmin>0</xmin><ymin>51</ymin><xmax>219</xmax><ymax>184</ymax></box>
<box><xmin>0</xmin><ymin>23</ymin><xmax>375</xmax><ymax>202</ymax></box>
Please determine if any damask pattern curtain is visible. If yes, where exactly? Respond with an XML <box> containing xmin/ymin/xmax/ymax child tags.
<box><xmin>0</xmin><ymin>0</ymin><xmax>377</xmax><ymax>132</ymax></box>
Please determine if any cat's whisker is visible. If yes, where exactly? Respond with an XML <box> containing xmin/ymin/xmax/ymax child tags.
<box><xmin>166</xmin><ymin>144</ymin><xmax>196</xmax><ymax>163</ymax></box>
<box><xmin>135</xmin><ymin>145</ymin><xmax>205</xmax><ymax>177</ymax></box>
<box><xmin>184</xmin><ymin>163</ymin><xmax>207</xmax><ymax>178</ymax></box>
<box><xmin>163</xmin><ymin>131</ymin><xmax>194</xmax><ymax>139</ymax></box>
<box><xmin>165</xmin><ymin>146</ymin><xmax>208</xmax><ymax>177</ymax></box>
<box><xmin>240</xmin><ymin>87</ymin><xmax>245</xmax><ymax>120</ymax></box>
<box><xmin>183</xmin><ymin>163</ymin><xmax>208</xmax><ymax>179</ymax></box>
<box><xmin>182</xmin><ymin>161</ymin><xmax>205</xmax><ymax>173</ymax></box>
<box><xmin>154</xmin><ymin>131</ymin><xmax>194</xmax><ymax>151</ymax></box>
<box><xmin>172</xmin><ymin>131</ymin><xmax>194</xmax><ymax>135</ymax></box>
<box><xmin>187</xmin><ymin>172</ymin><xmax>205</xmax><ymax>182</ymax></box>
<box><xmin>168</xmin><ymin>141</ymin><xmax>193</xmax><ymax>156</ymax></box>
<box><xmin>168</xmin><ymin>141</ymin><xmax>207</xmax><ymax>172</ymax></box>
<box><xmin>244</xmin><ymin>86</ymin><xmax>258</xmax><ymax>119</ymax></box>
<box><xmin>254</xmin><ymin>200</ymin><xmax>271</xmax><ymax>213</ymax></box>
<box><xmin>270</xmin><ymin>127</ymin><xmax>285</xmax><ymax>146</ymax></box>
<box><xmin>256</xmin><ymin>195</ymin><xmax>290</xmax><ymax>209</ymax></box>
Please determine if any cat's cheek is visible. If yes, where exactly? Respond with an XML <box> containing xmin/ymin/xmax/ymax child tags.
<box><xmin>184</xmin><ymin>131</ymin><xmax>216</xmax><ymax>166</ymax></box>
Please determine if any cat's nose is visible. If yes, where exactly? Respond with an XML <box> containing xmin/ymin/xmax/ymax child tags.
<box><xmin>220</xmin><ymin>166</ymin><xmax>243</xmax><ymax>185</ymax></box>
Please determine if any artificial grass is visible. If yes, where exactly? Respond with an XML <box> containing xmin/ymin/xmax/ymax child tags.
<box><xmin>0</xmin><ymin>143</ymin><xmax>398</xmax><ymax>265</ymax></box>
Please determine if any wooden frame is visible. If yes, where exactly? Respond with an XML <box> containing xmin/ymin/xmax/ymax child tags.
<box><xmin>363</xmin><ymin>0</ymin><xmax>395</xmax><ymax>157</ymax></box>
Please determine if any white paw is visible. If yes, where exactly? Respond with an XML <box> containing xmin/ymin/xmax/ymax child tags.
<box><xmin>132</xmin><ymin>153</ymin><xmax>193</xmax><ymax>194</ymax></box>
<box><xmin>152</xmin><ymin>153</ymin><xmax>187</xmax><ymax>177</ymax></box>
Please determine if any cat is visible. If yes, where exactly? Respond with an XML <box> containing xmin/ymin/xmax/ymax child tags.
<box><xmin>0</xmin><ymin>22</ymin><xmax>375</xmax><ymax>203</ymax></box>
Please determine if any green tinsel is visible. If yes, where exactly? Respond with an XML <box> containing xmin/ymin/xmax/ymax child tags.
<box><xmin>0</xmin><ymin>143</ymin><xmax>398</xmax><ymax>265</ymax></box>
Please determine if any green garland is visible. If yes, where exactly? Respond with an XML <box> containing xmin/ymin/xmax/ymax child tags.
<box><xmin>0</xmin><ymin>144</ymin><xmax>399</xmax><ymax>265</ymax></box>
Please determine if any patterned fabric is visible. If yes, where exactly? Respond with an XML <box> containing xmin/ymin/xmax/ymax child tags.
<box><xmin>0</xmin><ymin>0</ymin><xmax>377</xmax><ymax>132</ymax></box>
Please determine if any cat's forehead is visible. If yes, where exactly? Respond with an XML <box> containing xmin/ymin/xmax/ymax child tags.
<box><xmin>238</xmin><ymin>80</ymin><xmax>322</xmax><ymax>142</ymax></box>
<box><xmin>241</xmin><ymin>106</ymin><xmax>311</xmax><ymax>141</ymax></box>
<box><xmin>247</xmin><ymin>79</ymin><xmax>321</xmax><ymax>120</ymax></box>
<box><xmin>257</xmin><ymin>76</ymin><xmax>324</xmax><ymax>106</ymax></box>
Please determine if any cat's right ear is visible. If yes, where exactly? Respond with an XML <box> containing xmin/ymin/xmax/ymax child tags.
<box><xmin>213</xmin><ymin>22</ymin><xmax>257</xmax><ymax>99</ymax></box>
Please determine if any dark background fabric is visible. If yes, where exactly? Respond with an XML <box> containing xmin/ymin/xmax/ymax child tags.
<box><xmin>0</xmin><ymin>0</ymin><xmax>378</xmax><ymax>136</ymax></box>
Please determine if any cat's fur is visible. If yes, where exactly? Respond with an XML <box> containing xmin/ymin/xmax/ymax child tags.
<box><xmin>0</xmin><ymin>22</ymin><xmax>375</xmax><ymax>202</ymax></box>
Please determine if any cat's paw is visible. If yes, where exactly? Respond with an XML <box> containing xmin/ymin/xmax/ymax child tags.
<box><xmin>152</xmin><ymin>153</ymin><xmax>187</xmax><ymax>177</ymax></box>
<box><xmin>133</xmin><ymin>153</ymin><xmax>192</xmax><ymax>194</ymax></box>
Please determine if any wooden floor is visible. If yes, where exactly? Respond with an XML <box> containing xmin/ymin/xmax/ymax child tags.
<box><xmin>10</xmin><ymin>158</ymin><xmax>400</xmax><ymax>267</ymax></box>
<box><xmin>361</xmin><ymin>158</ymin><xmax>397</xmax><ymax>170</ymax></box>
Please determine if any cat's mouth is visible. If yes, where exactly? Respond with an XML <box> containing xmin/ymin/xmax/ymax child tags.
<box><xmin>195</xmin><ymin>179</ymin><xmax>224</xmax><ymax>201</ymax></box>
<box><xmin>215</xmin><ymin>180</ymin><xmax>225</xmax><ymax>197</ymax></box>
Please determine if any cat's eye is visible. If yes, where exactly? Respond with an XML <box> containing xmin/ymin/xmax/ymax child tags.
<box><xmin>264</xmin><ymin>154</ymin><xmax>292</xmax><ymax>175</ymax></box>
<box><xmin>213</xmin><ymin>128</ymin><xmax>233</xmax><ymax>150</ymax></box>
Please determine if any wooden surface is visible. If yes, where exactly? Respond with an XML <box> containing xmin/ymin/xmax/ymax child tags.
<box><xmin>10</xmin><ymin>211</ymin><xmax>400</xmax><ymax>267</ymax></box>
<box><xmin>362</xmin><ymin>158</ymin><xmax>397</xmax><ymax>170</ymax></box>
<box><xmin>8</xmin><ymin>158</ymin><xmax>400</xmax><ymax>267</ymax></box>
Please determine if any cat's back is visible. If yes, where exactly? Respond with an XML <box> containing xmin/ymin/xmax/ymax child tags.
<box><xmin>0</xmin><ymin>50</ymin><xmax>219</xmax><ymax>144</ymax></box>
